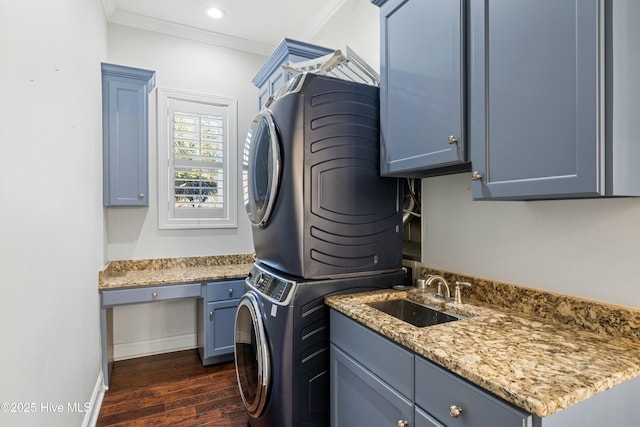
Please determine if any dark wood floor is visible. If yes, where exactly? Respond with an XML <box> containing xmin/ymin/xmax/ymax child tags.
<box><xmin>97</xmin><ymin>350</ymin><xmax>249</xmax><ymax>427</ymax></box>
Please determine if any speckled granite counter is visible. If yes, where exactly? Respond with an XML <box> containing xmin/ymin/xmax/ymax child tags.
<box><xmin>98</xmin><ymin>254</ymin><xmax>254</xmax><ymax>290</ymax></box>
<box><xmin>325</xmin><ymin>284</ymin><xmax>640</xmax><ymax>418</ymax></box>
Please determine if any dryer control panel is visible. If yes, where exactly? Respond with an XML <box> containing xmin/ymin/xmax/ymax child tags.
<box><xmin>246</xmin><ymin>263</ymin><xmax>296</xmax><ymax>305</ymax></box>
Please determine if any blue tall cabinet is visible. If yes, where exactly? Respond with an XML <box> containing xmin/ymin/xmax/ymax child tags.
<box><xmin>252</xmin><ymin>38</ymin><xmax>333</xmax><ymax>110</ymax></box>
<box><xmin>101</xmin><ymin>63</ymin><xmax>156</xmax><ymax>206</ymax></box>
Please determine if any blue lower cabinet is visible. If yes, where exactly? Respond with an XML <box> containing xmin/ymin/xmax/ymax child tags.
<box><xmin>198</xmin><ymin>279</ymin><xmax>244</xmax><ymax>366</ymax></box>
<box><xmin>204</xmin><ymin>300</ymin><xmax>237</xmax><ymax>357</ymax></box>
<box><xmin>330</xmin><ymin>309</ymin><xmax>640</xmax><ymax>426</ymax></box>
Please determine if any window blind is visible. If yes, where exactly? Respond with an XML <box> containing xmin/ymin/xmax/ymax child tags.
<box><xmin>173</xmin><ymin>111</ymin><xmax>225</xmax><ymax>211</ymax></box>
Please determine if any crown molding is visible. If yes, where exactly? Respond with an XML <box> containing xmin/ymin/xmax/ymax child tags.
<box><xmin>251</xmin><ymin>38</ymin><xmax>333</xmax><ymax>87</ymax></box>
<box><xmin>302</xmin><ymin>0</ymin><xmax>349</xmax><ymax>41</ymax></box>
<box><xmin>106</xmin><ymin>9</ymin><xmax>273</xmax><ymax>56</ymax></box>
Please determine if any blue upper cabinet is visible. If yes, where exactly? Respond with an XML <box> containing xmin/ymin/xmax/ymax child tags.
<box><xmin>469</xmin><ymin>0</ymin><xmax>599</xmax><ymax>200</ymax></box>
<box><xmin>375</xmin><ymin>0</ymin><xmax>640</xmax><ymax>199</ymax></box>
<box><xmin>375</xmin><ymin>0</ymin><xmax>470</xmax><ymax>177</ymax></box>
<box><xmin>252</xmin><ymin>38</ymin><xmax>333</xmax><ymax>111</ymax></box>
<box><xmin>102</xmin><ymin>63</ymin><xmax>156</xmax><ymax>207</ymax></box>
<box><xmin>469</xmin><ymin>0</ymin><xmax>640</xmax><ymax>200</ymax></box>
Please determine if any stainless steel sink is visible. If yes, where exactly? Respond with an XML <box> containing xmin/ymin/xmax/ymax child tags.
<box><xmin>367</xmin><ymin>299</ymin><xmax>463</xmax><ymax>327</ymax></box>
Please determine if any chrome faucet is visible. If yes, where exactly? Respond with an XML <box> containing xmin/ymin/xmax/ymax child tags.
<box><xmin>425</xmin><ymin>275</ymin><xmax>450</xmax><ymax>301</ymax></box>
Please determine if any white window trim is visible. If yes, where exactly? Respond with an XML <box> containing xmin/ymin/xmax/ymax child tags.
<box><xmin>157</xmin><ymin>87</ymin><xmax>238</xmax><ymax>229</ymax></box>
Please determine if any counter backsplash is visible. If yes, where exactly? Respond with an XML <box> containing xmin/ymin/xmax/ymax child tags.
<box><xmin>421</xmin><ymin>267</ymin><xmax>640</xmax><ymax>344</ymax></box>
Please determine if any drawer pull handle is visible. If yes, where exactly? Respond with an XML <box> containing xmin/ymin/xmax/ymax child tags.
<box><xmin>396</xmin><ymin>420</ymin><xmax>408</xmax><ymax>427</ymax></box>
<box><xmin>209</xmin><ymin>311</ymin><xmax>214</xmax><ymax>321</ymax></box>
<box><xmin>447</xmin><ymin>135</ymin><xmax>458</xmax><ymax>144</ymax></box>
<box><xmin>229</xmin><ymin>288</ymin><xmax>234</xmax><ymax>297</ymax></box>
<box><xmin>471</xmin><ymin>171</ymin><xmax>482</xmax><ymax>181</ymax></box>
<box><xmin>449</xmin><ymin>405</ymin><xmax>463</xmax><ymax>418</ymax></box>
<box><xmin>151</xmin><ymin>292</ymin><xmax>158</xmax><ymax>299</ymax></box>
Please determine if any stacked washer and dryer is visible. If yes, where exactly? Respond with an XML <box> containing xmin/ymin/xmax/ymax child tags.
<box><xmin>234</xmin><ymin>53</ymin><xmax>404</xmax><ymax>427</ymax></box>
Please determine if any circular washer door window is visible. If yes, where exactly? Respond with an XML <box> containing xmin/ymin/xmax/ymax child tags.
<box><xmin>242</xmin><ymin>111</ymin><xmax>281</xmax><ymax>228</ymax></box>
<box><xmin>234</xmin><ymin>292</ymin><xmax>270</xmax><ymax>417</ymax></box>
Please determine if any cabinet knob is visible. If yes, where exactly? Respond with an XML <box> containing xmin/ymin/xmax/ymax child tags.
<box><xmin>471</xmin><ymin>171</ymin><xmax>482</xmax><ymax>181</ymax></box>
<box><xmin>229</xmin><ymin>288</ymin><xmax>234</xmax><ymax>297</ymax></box>
<box><xmin>447</xmin><ymin>135</ymin><xmax>458</xmax><ymax>144</ymax></box>
<box><xmin>138</xmin><ymin>193</ymin><xmax>145</xmax><ymax>199</ymax></box>
<box><xmin>449</xmin><ymin>405</ymin><xmax>463</xmax><ymax>418</ymax></box>
<box><xmin>396</xmin><ymin>420</ymin><xmax>408</xmax><ymax>427</ymax></box>
<box><xmin>151</xmin><ymin>292</ymin><xmax>158</xmax><ymax>299</ymax></box>
<box><xmin>209</xmin><ymin>311</ymin><xmax>214</xmax><ymax>321</ymax></box>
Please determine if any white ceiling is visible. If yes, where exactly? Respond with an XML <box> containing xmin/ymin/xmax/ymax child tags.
<box><xmin>102</xmin><ymin>0</ymin><xmax>349</xmax><ymax>55</ymax></box>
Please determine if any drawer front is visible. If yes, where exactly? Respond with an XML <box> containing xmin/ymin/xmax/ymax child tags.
<box><xmin>101</xmin><ymin>283</ymin><xmax>202</xmax><ymax>306</ymax></box>
<box><xmin>330</xmin><ymin>310</ymin><xmax>414</xmax><ymax>399</ymax></box>
<box><xmin>415</xmin><ymin>357</ymin><xmax>531</xmax><ymax>427</ymax></box>
<box><xmin>206</xmin><ymin>279</ymin><xmax>245</xmax><ymax>301</ymax></box>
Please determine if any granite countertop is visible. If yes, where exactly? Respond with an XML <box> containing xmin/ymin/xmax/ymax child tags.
<box><xmin>325</xmin><ymin>288</ymin><xmax>640</xmax><ymax>418</ymax></box>
<box><xmin>98</xmin><ymin>254</ymin><xmax>254</xmax><ymax>290</ymax></box>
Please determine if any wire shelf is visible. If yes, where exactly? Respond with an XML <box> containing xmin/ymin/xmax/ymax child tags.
<box><xmin>282</xmin><ymin>46</ymin><xmax>380</xmax><ymax>86</ymax></box>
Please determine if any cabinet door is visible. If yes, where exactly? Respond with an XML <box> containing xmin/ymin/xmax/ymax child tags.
<box><xmin>469</xmin><ymin>0</ymin><xmax>600</xmax><ymax>199</ymax></box>
<box><xmin>205</xmin><ymin>299</ymin><xmax>238</xmax><ymax>357</ymax></box>
<box><xmin>380</xmin><ymin>0</ymin><xmax>465</xmax><ymax>176</ymax></box>
<box><xmin>415</xmin><ymin>357</ymin><xmax>531</xmax><ymax>427</ymax></box>
<box><xmin>103</xmin><ymin>78</ymin><xmax>149</xmax><ymax>206</ymax></box>
<box><xmin>330</xmin><ymin>345</ymin><xmax>413</xmax><ymax>427</ymax></box>
<box><xmin>257</xmin><ymin>72</ymin><xmax>289</xmax><ymax>110</ymax></box>
<box><xmin>102</xmin><ymin>63</ymin><xmax>155</xmax><ymax>207</ymax></box>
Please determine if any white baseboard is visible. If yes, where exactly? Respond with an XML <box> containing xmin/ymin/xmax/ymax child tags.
<box><xmin>82</xmin><ymin>371</ymin><xmax>106</xmax><ymax>427</ymax></box>
<box><xmin>113</xmin><ymin>333</ymin><xmax>197</xmax><ymax>361</ymax></box>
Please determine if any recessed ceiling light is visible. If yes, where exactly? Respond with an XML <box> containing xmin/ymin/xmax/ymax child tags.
<box><xmin>205</xmin><ymin>7</ymin><xmax>226</xmax><ymax>19</ymax></box>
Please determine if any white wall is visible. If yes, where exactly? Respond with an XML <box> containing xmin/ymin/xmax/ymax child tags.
<box><xmin>0</xmin><ymin>0</ymin><xmax>107</xmax><ymax>426</ymax></box>
<box><xmin>106</xmin><ymin>24</ymin><xmax>265</xmax><ymax>359</ymax></box>
<box><xmin>422</xmin><ymin>173</ymin><xmax>640</xmax><ymax>309</ymax></box>
<box><xmin>310</xmin><ymin>0</ymin><xmax>381</xmax><ymax>73</ymax></box>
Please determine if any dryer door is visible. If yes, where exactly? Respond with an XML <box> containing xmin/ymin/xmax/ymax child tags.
<box><xmin>243</xmin><ymin>110</ymin><xmax>281</xmax><ymax>228</ymax></box>
<box><xmin>234</xmin><ymin>291</ymin><xmax>270</xmax><ymax>417</ymax></box>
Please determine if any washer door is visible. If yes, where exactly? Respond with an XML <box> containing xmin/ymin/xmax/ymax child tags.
<box><xmin>242</xmin><ymin>110</ymin><xmax>281</xmax><ymax>228</ymax></box>
<box><xmin>234</xmin><ymin>291</ymin><xmax>270</xmax><ymax>417</ymax></box>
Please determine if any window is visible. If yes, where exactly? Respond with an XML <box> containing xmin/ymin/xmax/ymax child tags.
<box><xmin>158</xmin><ymin>88</ymin><xmax>238</xmax><ymax>229</ymax></box>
